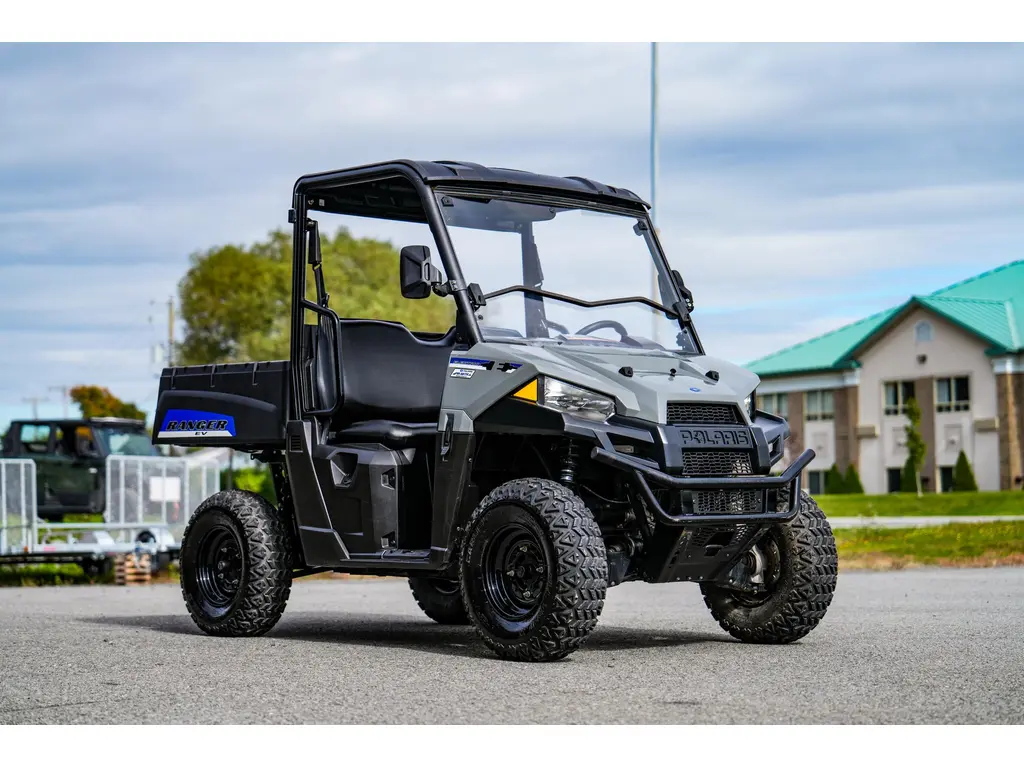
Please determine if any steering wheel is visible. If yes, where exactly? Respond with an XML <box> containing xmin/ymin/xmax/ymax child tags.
<box><xmin>575</xmin><ymin>319</ymin><xmax>629</xmax><ymax>338</ymax></box>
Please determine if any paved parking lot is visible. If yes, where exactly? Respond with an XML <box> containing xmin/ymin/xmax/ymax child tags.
<box><xmin>1</xmin><ymin>567</ymin><xmax>1021</xmax><ymax>724</ymax></box>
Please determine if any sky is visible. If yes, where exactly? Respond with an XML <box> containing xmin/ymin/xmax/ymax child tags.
<box><xmin>2</xmin><ymin>42</ymin><xmax>1023</xmax><ymax>427</ymax></box>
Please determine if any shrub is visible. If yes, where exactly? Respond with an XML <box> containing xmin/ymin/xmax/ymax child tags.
<box><xmin>900</xmin><ymin>455</ymin><xmax>918</xmax><ymax>493</ymax></box>
<box><xmin>843</xmin><ymin>463</ymin><xmax>865</xmax><ymax>494</ymax></box>
<box><xmin>952</xmin><ymin>450</ymin><xmax>979</xmax><ymax>492</ymax></box>
<box><xmin>825</xmin><ymin>463</ymin><xmax>847</xmax><ymax>494</ymax></box>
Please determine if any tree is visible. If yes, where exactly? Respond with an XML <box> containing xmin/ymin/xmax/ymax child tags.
<box><xmin>825</xmin><ymin>463</ymin><xmax>846</xmax><ymax>494</ymax></box>
<box><xmin>900</xmin><ymin>455</ymin><xmax>918</xmax><ymax>493</ymax></box>
<box><xmin>952</xmin><ymin>450</ymin><xmax>979</xmax><ymax>492</ymax></box>
<box><xmin>69</xmin><ymin>386</ymin><xmax>146</xmax><ymax>421</ymax></box>
<box><xmin>903</xmin><ymin>397</ymin><xmax>927</xmax><ymax>497</ymax></box>
<box><xmin>843</xmin><ymin>463</ymin><xmax>865</xmax><ymax>494</ymax></box>
<box><xmin>177</xmin><ymin>228</ymin><xmax>456</xmax><ymax>365</ymax></box>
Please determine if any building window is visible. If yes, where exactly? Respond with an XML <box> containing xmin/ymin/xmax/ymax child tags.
<box><xmin>807</xmin><ymin>470</ymin><xmax>825</xmax><ymax>495</ymax></box>
<box><xmin>936</xmin><ymin>376</ymin><xmax>970</xmax><ymax>413</ymax></box>
<box><xmin>915</xmin><ymin>321</ymin><xmax>933</xmax><ymax>343</ymax></box>
<box><xmin>757</xmin><ymin>393</ymin><xmax>788</xmax><ymax>419</ymax></box>
<box><xmin>886</xmin><ymin>468</ymin><xmax>903</xmax><ymax>494</ymax></box>
<box><xmin>940</xmin><ymin>466</ymin><xmax>955</xmax><ymax>492</ymax></box>
<box><xmin>884</xmin><ymin>380</ymin><xmax>916</xmax><ymax>416</ymax></box>
<box><xmin>805</xmin><ymin>390</ymin><xmax>834</xmax><ymax>421</ymax></box>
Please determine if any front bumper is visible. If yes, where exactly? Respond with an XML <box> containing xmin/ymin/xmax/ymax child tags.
<box><xmin>591</xmin><ymin>446</ymin><xmax>815</xmax><ymax>527</ymax></box>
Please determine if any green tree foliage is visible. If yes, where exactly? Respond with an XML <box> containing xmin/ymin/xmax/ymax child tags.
<box><xmin>952</xmin><ymin>450</ymin><xmax>979</xmax><ymax>492</ymax></box>
<box><xmin>221</xmin><ymin>465</ymin><xmax>277</xmax><ymax>505</ymax></box>
<box><xmin>69</xmin><ymin>385</ymin><xmax>146</xmax><ymax>421</ymax></box>
<box><xmin>843</xmin><ymin>463</ymin><xmax>865</xmax><ymax>494</ymax></box>
<box><xmin>825</xmin><ymin>463</ymin><xmax>846</xmax><ymax>494</ymax></box>
<box><xmin>903</xmin><ymin>398</ymin><xmax>927</xmax><ymax>497</ymax></box>
<box><xmin>178</xmin><ymin>228</ymin><xmax>456</xmax><ymax>365</ymax></box>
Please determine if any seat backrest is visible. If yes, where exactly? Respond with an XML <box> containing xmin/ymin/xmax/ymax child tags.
<box><xmin>336</xmin><ymin>320</ymin><xmax>455</xmax><ymax>424</ymax></box>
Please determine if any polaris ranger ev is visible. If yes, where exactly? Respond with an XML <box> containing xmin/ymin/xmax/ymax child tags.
<box><xmin>152</xmin><ymin>160</ymin><xmax>837</xmax><ymax>662</ymax></box>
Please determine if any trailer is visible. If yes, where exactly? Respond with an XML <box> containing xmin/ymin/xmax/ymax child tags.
<box><xmin>0</xmin><ymin>455</ymin><xmax>219</xmax><ymax>574</ymax></box>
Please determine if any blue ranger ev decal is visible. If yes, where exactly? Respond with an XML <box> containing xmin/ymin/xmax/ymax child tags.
<box><xmin>158</xmin><ymin>409</ymin><xmax>236</xmax><ymax>439</ymax></box>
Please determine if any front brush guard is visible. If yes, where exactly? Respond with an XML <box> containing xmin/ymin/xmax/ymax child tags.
<box><xmin>590</xmin><ymin>446</ymin><xmax>815</xmax><ymax>527</ymax></box>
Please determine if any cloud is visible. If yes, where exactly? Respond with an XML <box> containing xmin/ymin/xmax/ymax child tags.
<box><xmin>2</xmin><ymin>42</ymin><xmax>1024</xmax><ymax>417</ymax></box>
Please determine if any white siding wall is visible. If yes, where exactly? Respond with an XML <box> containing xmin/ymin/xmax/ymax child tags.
<box><xmin>804</xmin><ymin>419</ymin><xmax>836</xmax><ymax>471</ymax></box>
<box><xmin>856</xmin><ymin>307</ymin><xmax>1000</xmax><ymax>492</ymax></box>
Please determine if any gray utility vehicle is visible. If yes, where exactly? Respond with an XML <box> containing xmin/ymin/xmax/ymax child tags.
<box><xmin>152</xmin><ymin>160</ymin><xmax>837</xmax><ymax>662</ymax></box>
<box><xmin>2</xmin><ymin>417</ymin><xmax>161</xmax><ymax>522</ymax></box>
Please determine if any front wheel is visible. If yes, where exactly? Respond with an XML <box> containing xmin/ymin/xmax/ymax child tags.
<box><xmin>460</xmin><ymin>478</ymin><xmax>608</xmax><ymax>662</ymax></box>
<box><xmin>180</xmin><ymin>490</ymin><xmax>294</xmax><ymax>637</ymax></box>
<box><xmin>700</xmin><ymin>490</ymin><xmax>837</xmax><ymax>644</ymax></box>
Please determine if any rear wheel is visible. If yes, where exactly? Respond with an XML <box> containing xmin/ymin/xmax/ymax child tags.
<box><xmin>460</xmin><ymin>478</ymin><xmax>607</xmax><ymax>662</ymax></box>
<box><xmin>408</xmin><ymin>577</ymin><xmax>469</xmax><ymax>624</ymax></box>
<box><xmin>180</xmin><ymin>490</ymin><xmax>293</xmax><ymax>637</ymax></box>
<box><xmin>700</xmin><ymin>490</ymin><xmax>837</xmax><ymax>643</ymax></box>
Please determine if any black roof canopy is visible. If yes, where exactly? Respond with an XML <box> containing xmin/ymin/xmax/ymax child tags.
<box><xmin>294</xmin><ymin>159</ymin><xmax>649</xmax><ymax>223</ymax></box>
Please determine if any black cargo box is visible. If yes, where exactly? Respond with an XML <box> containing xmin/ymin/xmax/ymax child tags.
<box><xmin>152</xmin><ymin>360</ymin><xmax>290</xmax><ymax>450</ymax></box>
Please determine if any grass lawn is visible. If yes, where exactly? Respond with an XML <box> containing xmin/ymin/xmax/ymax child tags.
<box><xmin>836</xmin><ymin>521</ymin><xmax>1024</xmax><ymax>570</ymax></box>
<box><xmin>817</xmin><ymin>490</ymin><xmax>1024</xmax><ymax>517</ymax></box>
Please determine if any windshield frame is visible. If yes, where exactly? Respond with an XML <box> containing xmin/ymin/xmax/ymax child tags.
<box><xmin>432</xmin><ymin>186</ymin><xmax>704</xmax><ymax>354</ymax></box>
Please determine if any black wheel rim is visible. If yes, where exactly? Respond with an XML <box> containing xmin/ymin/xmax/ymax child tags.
<box><xmin>482</xmin><ymin>522</ymin><xmax>547</xmax><ymax>624</ymax></box>
<box><xmin>195</xmin><ymin>524</ymin><xmax>244</xmax><ymax>610</ymax></box>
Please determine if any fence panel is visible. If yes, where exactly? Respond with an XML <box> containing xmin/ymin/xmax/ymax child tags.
<box><xmin>0</xmin><ymin>459</ymin><xmax>36</xmax><ymax>555</ymax></box>
<box><xmin>105</xmin><ymin>455</ymin><xmax>220</xmax><ymax>542</ymax></box>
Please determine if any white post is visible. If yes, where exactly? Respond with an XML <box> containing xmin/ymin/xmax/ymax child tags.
<box><xmin>1</xmin><ymin>464</ymin><xmax>7</xmax><ymax>555</ymax></box>
<box><xmin>649</xmin><ymin>41</ymin><xmax>660</xmax><ymax>343</ymax></box>
<box><xmin>162</xmin><ymin>461</ymin><xmax>168</xmax><ymax>526</ymax></box>
<box><xmin>27</xmin><ymin>462</ymin><xmax>37</xmax><ymax>555</ymax></box>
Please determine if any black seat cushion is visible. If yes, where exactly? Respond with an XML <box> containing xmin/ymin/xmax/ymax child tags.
<box><xmin>333</xmin><ymin>420</ymin><xmax>436</xmax><ymax>448</ymax></box>
<box><xmin>336</xmin><ymin>320</ymin><xmax>454</xmax><ymax>425</ymax></box>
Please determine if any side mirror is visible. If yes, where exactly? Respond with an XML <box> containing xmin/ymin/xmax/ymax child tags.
<box><xmin>400</xmin><ymin>245</ymin><xmax>442</xmax><ymax>299</ymax></box>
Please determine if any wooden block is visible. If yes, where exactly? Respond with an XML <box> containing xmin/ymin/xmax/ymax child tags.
<box><xmin>114</xmin><ymin>553</ymin><xmax>152</xmax><ymax>586</ymax></box>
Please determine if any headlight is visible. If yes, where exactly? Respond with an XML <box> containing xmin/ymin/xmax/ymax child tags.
<box><xmin>542</xmin><ymin>378</ymin><xmax>615</xmax><ymax>422</ymax></box>
<box><xmin>744</xmin><ymin>392</ymin><xmax>755</xmax><ymax>418</ymax></box>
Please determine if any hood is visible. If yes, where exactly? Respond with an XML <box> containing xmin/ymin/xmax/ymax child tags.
<box><xmin>472</xmin><ymin>341</ymin><xmax>760</xmax><ymax>424</ymax></box>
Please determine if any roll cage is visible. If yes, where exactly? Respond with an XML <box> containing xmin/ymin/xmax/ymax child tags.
<box><xmin>286</xmin><ymin>159</ymin><xmax>704</xmax><ymax>421</ymax></box>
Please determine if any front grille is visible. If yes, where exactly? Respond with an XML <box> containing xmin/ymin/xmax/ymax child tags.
<box><xmin>667</xmin><ymin>402</ymin><xmax>743</xmax><ymax>425</ymax></box>
<box><xmin>680</xmin><ymin>449</ymin><xmax>760</xmax><ymax>514</ymax></box>
<box><xmin>695</xmin><ymin>489</ymin><xmax>762</xmax><ymax>514</ymax></box>
<box><xmin>681</xmin><ymin>451</ymin><xmax>752</xmax><ymax>476</ymax></box>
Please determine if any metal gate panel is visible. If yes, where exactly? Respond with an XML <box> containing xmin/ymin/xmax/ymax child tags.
<box><xmin>105</xmin><ymin>455</ymin><xmax>220</xmax><ymax>543</ymax></box>
<box><xmin>0</xmin><ymin>459</ymin><xmax>37</xmax><ymax>555</ymax></box>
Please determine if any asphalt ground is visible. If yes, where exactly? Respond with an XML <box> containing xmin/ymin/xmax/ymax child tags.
<box><xmin>1</xmin><ymin>568</ymin><xmax>1021</xmax><ymax>724</ymax></box>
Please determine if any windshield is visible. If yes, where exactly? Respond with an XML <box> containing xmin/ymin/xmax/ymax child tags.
<box><xmin>437</xmin><ymin>193</ymin><xmax>697</xmax><ymax>352</ymax></box>
<box><xmin>94</xmin><ymin>427</ymin><xmax>158</xmax><ymax>456</ymax></box>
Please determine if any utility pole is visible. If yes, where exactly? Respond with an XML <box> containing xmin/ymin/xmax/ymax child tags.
<box><xmin>23</xmin><ymin>396</ymin><xmax>48</xmax><ymax>420</ymax></box>
<box><xmin>649</xmin><ymin>41</ymin><xmax>660</xmax><ymax>341</ymax></box>
<box><xmin>151</xmin><ymin>296</ymin><xmax>175</xmax><ymax>368</ymax></box>
<box><xmin>48</xmin><ymin>386</ymin><xmax>70</xmax><ymax>418</ymax></box>
<box><xmin>166</xmin><ymin>296</ymin><xmax>175</xmax><ymax>368</ymax></box>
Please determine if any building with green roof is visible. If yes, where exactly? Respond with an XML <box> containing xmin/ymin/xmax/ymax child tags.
<box><xmin>747</xmin><ymin>260</ymin><xmax>1024</xmax><ymax>494</ymax></box>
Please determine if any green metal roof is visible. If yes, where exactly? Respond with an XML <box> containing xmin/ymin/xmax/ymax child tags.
<box><xmin>747</xmin><ymin>259</ymin><xmax>1024</xmax><ymax>377</ymax></box>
